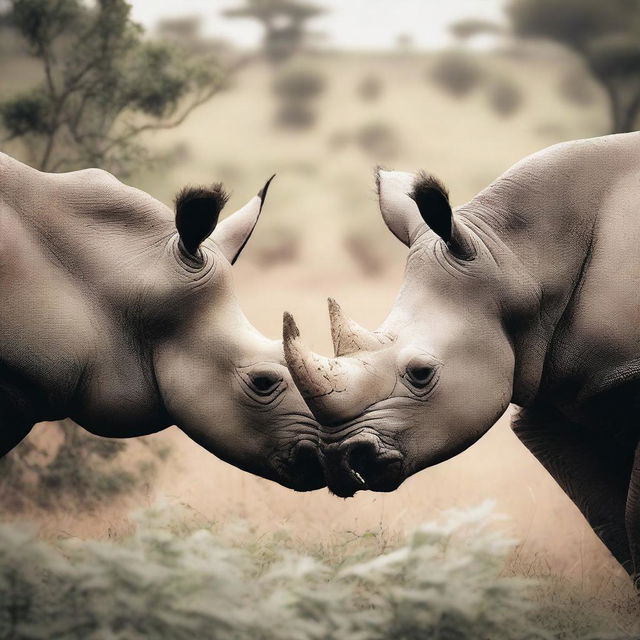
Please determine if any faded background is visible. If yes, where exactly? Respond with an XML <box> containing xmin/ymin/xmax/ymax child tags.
<box><xmin>1</xmin><ymin>0</ymin><xmax>639</xmax><ymax>631</ymax></box>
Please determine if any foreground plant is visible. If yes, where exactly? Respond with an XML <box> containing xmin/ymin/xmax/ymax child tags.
<box><xmin>0</xmin><ymin>502</ymin><xmax>634</xmax><ymax>639</ymax></box>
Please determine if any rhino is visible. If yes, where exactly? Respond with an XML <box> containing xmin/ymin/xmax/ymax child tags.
<box><xmin>283</xmin><ymin>133</ymin><xmax>640</xmax><ymax>579</ymax></box>
<box><xmin>0</xmin><ymin>152</ymin><xmax>324</xmax><ymax>491</ymax></box>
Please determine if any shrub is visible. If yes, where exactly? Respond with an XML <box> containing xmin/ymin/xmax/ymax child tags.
<box><xmin>354</xmin><ymin>121</ymin><xmax>399</xmax><ymax>159</ymax></box>
<box><xmin>272</xmin><ymin>64</ymin><xmax>326</xmax><ymax>102</ymax></box>
<box><xmin>486</xmin><ymin>77</ymin><xmax>523</xmax><ymax>117</ymax></box>
<box><xmin>430</xmin><ymin>51</ymin><xmax>482</xmax><ymax>98</ymax></box>
<box><xmin>357</xmin><ymin>74</ymin><xmax>383</xmax><ymax>102</ymax></box>
<box><xmin>0</xmin><ymin>420</ymin><xmax>169</xmax><ymax>512</ymax></box>
<box><xmin>0</xmin><ymin>501</ymin><xmax>633</xmax><ymax>639</ymax></box>
<box><xmin>272</xmin><ymin>63</ymin><xmax>326</xmax><ymax>130</ymax></box>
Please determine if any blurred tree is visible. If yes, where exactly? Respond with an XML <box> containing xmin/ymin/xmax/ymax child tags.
<box><xmin>508</xmin><ymin>0</ymin><xmax>640</xmax><ymax>132</ymax></box>
<box><xmin>395</xmin><ymin>33</ymin><xmax>414</xmax><ymax>53</ymax></box>
<box><xmin>450</xmin><ymin>18</ymin><xmax>504</xmax><ymax>41</ymax></box>
<box><xmin>155</xmin><ymin>15</ymin><xmax>233</xmax><ymax>57</ymax></box>
<box><xmin>223</xmin><ymin>0</ymin><xmax>325</xmax><ymax>65</ymax></box>
<box><xmin>0</xmin><ymin>0</ymin><xmax>227</xmax><ymax>173</ymax></box>
<box><xmin>272</xmin><ymin>61</ymin><xmax>325</xmax><ymax>129</ymax></box>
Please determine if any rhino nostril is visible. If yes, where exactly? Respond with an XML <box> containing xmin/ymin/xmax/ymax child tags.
<box><xmin>344</xmin><ymin>439</ymin><xmax>404</xmax><ymax>492</ymax></box>
<box><xmin>346</xmin><ymin>441</ymin><xmax>378</xmax><ymax>486</ymax></box>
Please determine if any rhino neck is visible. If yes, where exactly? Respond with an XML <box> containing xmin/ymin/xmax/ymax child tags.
<box><xmin>459</xmin><ymin>134</ymin><xmax>637</xmax><ymax>406</ymax></box>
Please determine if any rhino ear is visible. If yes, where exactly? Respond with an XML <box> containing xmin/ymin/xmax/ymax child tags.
<box><xmin>211</xmin><ymin>175</ymin><xmax>275</xmax><ymax>265</ymax></box>
<box><xmin>175</xmin><ymin>184</ymin><xmax>228</xmax><ymax>257</ymax></box>
<box><xmin>377</xmin><ymin>169</ymin><xmax>425</xmax><ymax>247</ymax></box>
<box><xmin>410</xmin><ymin>172</ymin><xmax>475</xmax><ymax>260</ymax></box>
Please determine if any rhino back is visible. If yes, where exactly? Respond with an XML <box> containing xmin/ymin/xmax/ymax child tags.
<box><xmin>0</xmin><ymin>155</ymin><xmax>176</xmax><ymax>435</ymax></box>
<box><xmin>545</xmin><ymin>159</ymin><xmax>640</xmax><ymax>415</ymax></box>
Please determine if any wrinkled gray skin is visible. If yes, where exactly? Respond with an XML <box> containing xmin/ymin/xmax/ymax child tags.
<box><xmin>285</xmin><ymin>133</ymin><xmax>640</xmax><ymax>579</ymax></box>
<box><xmin>0</xmin><ymin>153</ymin><xmax>324</xmax><ymax>491</ymax></box>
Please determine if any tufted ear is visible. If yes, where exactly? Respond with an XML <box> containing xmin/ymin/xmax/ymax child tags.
<box><xmin>211</xmin><ymin>175</ymin><xmax>275</xmax><ymax>264</ymax></box>
<box><xmin>410</xmin><ymin>171</ymin><xmax>475</xmax><ymax>260</ymax></box>
<box><xmin>376</xmin><ymin>169</ymin><xmax>425</xmax><ymax>247</ymax></box>
<box><xmin>175</xmin><ymin>183</ymin><xmax>228</xmax><ymax>258</ymax></box>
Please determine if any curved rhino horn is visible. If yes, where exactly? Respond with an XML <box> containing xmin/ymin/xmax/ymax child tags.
<box><xmin>284</xmin><ymin>312</ymin><xmax>374</xmax><ymax>424</ymax></box>
<box><xmin>328</xmin><ymin>298</ymin><xmax>392</xmax><ymax>357</ymax></box>
<box><xmin>283</xmin><ymin>312</ymin><xmax>345</xmax><ymax>400</ymax></box>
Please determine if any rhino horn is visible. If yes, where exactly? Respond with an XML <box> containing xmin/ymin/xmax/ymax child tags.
<box><xmin>328</xmin><ymin>298</ymin><xmax>391</xmax><ymax>356</ymax></box>
<box><xmin>282</xmin><ymin>312</ymin><xmax>351</xmax><ymax>420</ymax></box>
<box><xmin>283</xmin><ymin>312</ymin><xmax>342</xmax><ymax>399</ymax></box>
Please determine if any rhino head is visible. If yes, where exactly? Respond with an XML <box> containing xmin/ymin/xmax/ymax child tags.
<box><xmin>153</xmin><ymin>178</ymin><xmax>325</xmax><ymax>491</ymax></box>
<box><xmin>283</xmin><ymin>169</ymin><xmax>540</xmax><ymax>497</ymax></box>
<box><xmin>0</xmin><ymin>154</ymin><xmax>323</xmax><ymax>491</ymax></box>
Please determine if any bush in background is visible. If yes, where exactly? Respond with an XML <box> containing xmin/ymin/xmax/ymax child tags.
<box><xmin>486</xmin><ymin>76</ymin><xmax>524</xmax><ymax>117</ymax></box>
<box><xmin>354</xmin><ymin>121</ymin><xmax>399</xmax><ymax>159</ymax></box>
<box><xmin>357</xmin><ymin>74</ymin><xmax>384</xmax><ymax>102</ymax></box>
<box><xmin>272</xmin><ymin>62</ymin><xmax>326</xmax><ymax>130</ymax></box>
<box><xmin>0</xmin><ymin>420</ymin><xmax>169</xmax><ymax>512</ymax></box>
<box><xmin>429</xmin><ymin>51</ymin><xmax>483</xmax><ymax>98</ymax></box>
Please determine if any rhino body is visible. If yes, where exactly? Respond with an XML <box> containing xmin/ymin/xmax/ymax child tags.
<box><xmin>285</xmin><ymin>133</ymin><xmax>640</xmax><ymax>578</ymax></box>
<box><xmin>0</xmin><ymin>153</ymin><xmax>324</xmax><ymax>491</ymax></box>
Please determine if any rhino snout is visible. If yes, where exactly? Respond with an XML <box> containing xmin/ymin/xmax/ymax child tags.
<box><xmin>273</xmin><ymin>438</ymin><xmax>325</xmax><ymax>492</ymax></box>
<box><xmin>322</xmin><ymin>434</ymin><xmax>404</xmax><ymax>498</ymax></box>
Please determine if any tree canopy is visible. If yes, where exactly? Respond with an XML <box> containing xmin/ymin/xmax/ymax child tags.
<box><xmin>508</xmin><ymin>0</ymin><xmax>640</xmax><ymax>132</ymax></box>
<box><xmin>0</xmin><ymin>0</ymin><xmax>226</xmax><ymax>172</ymax></box>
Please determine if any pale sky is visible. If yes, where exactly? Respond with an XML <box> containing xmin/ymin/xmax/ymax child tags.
<box><xmin>129</xmin><ymin>0</ymin><xmax>507</xmax><ymax>50</ymax></box>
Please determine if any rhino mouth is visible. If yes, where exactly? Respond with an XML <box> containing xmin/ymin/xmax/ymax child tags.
<box><xmin>321</xmin><ymin>431</ymin><xmax>405</xmax><ymax>498</ymax></box>
<box><xmin>271</xmin><ymin>437</ymin><xmax>325</xmax><ymax>492</ymax></box>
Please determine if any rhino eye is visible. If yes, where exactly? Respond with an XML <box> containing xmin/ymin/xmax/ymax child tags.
<box><xmin>249</xmin><ymin>373</ymin><xmax>281</xmax><ymax>395</ymax></box>
<box><xmin>406</xmin><ymin>365</ymin><xmax>435</xmax><ymax>388</ymax></box>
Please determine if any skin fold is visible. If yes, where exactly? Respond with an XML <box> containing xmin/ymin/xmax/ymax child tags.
<box><xmin>284</xmin><ymin>133</ymin><xmax>640</xmax><ymax>580</ymax></box>
<box><xmin>0</xmin><ymin>152</ymin><xmax>324</xmax><ymax>491</ymax></box>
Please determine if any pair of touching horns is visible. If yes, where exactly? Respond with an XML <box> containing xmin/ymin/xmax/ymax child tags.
<box><xmin>175</xmin><ymin>175</ymin><xmax>276</xmax><ymax>264</ymax></box>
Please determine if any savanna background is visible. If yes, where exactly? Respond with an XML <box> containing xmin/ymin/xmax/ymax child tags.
<box><xmin>1</xmin><ymin>0</ymin><xmax>639</xmax><ymax>637</ymax></box>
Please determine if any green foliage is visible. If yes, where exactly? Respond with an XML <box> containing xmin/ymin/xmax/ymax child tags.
<box><xmin>0</xmin><ymin>421</ymin><xmax>169</xmax><ymax>512</ymax></box>
<box><xmin>0</xmin><ymin>0</ymin><xmax>225</xmax><ymax>173</ymax></box>
<box><xmin>0</xmin><ymin>502</ymin><xmax>633</xmax><ymax>639</ymax></box>
<box><xmin>508</xmin><ymin>0</ymin><xmax>637</xmax><ymax>51</ymax></box>
<box><xmin>0</xmin><ymin>87</ymin><xmax>51</xmax><ymax>135</ymax></box>
<box><xmin>587</xmin><ymin>34</ymin><xmax>640</xmax><ymax>79</ymax></box>
<box><xmin>507</xmin><ymin>0</ymin><xmax>640</xmax><ymax>132</ymax></box>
